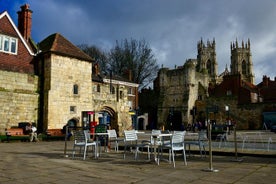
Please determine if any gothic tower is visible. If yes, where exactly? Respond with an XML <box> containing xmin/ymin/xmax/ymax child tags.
<box><xmin>197</xmin><ymin>38</ymin><xmax>218</xmax><ymax>84</ymax></box>
<box><xmin>230</xmin><ymin>39</ymin><xmax>255</xmax><ymax>84</ymax></box>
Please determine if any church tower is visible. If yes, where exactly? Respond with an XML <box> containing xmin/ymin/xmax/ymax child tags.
<box><xmin>197</xmin><ymin>38</ymin><xmax>218</xmax><ymax>83</ymax></box>
<box><xmin>230</xmin><ymin>39</ymin><xmax>255</xmax><ymax>84</ymax></box>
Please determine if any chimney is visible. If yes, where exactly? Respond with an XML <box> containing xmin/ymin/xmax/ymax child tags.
<box><xmin>17</xmin><ymin>4</ymin><xmax>33</xmax><ymax>41</ymax></box>
<box><xmin>128</xmin><ymin>70</ymin><xmax>132</xmax><ymax>81</ymax></box>
<box><xmin>93</xmin><ymin>63</ymin><xmax>100</xmax><ymax>75</ymax></box>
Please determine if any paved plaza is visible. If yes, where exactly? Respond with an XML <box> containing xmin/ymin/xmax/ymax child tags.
<box><xmin>0</xmin><ymin>133</ymin><xmax>275</xmax><ymax>184</ymax></box>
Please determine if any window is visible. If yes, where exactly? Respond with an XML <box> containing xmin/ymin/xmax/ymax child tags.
<box><xmin>242</xmin><ymin>60</ymin><xmax>247</xmax><ymax>75</ymax></box>
<box><xmin>207</xmin><ymin>59</ymin><xmax>212</xmax><ymax>74</ymax></box>
<box><xmin>128</xmin><ymin>101</ymin><xmax>133</xmax><ymax>110</ymax></box>
<box><xmin>73</xmin><ymin>84</ymin><xmax>78</xmax><ymax>95</ymax></box>
<box><xmin>4</xmin><ymin>37</ymin><xmax>9</xmax><ymax>51</ymax></box>
<box><xmin>0</xmin><ymin>34</ymin><xmax>18</xmax><ymax>54</ymax></box>
<box><xmin>111</xmin><ymin>86</ymin><xmax>115</xmax><ymax>94</ymax></box>
<box><xmin>128</xmin><ymin>87</ymin><xmax>132</xmax><ymax>95</ymax></box>
<box><xmin>0</xmin><ymin>36</ymin><xmax>2</xmax><ymax>50</ymax></box>
<box><xmin>226</xmin><ymin>90</ymin><xmax>232</xmax><ymax>96</ymax></box>
<box><xmin>11</xmin><ymin>38</ymin><xmax>16</xmax><ymax>53</ymax></box>
<box><xmin>70</xmin><ymin>106</ymin><xmax>76</xmax><ymax>113</ymax></box>
<box><xmin>198</xmin><ymin>95</ymin><xmax>202</xmax><ymax>100</ymax></box>
<box><xmin>97</xmin><ymin>84</ymin><xmax>101</xmax><ymax>92</ymax></box>
<box><xmin>120</xmin><ymin>91</ymin><xmax>123</xmax><ymax>99</ymax></box>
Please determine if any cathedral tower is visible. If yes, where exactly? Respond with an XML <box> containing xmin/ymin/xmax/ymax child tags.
<box><xmin>230</xmin><ymin>39</ymin><xmax>255</xmax><ymax>84</ymax></box>
<box><xmin>197</xmin><ymin>38</ymin><xmax>218</xmax><ymax>83</ymax></box>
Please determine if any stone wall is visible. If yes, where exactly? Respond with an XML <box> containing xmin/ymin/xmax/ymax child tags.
<box><xmin>0</xmin><ymin>70</ymin><xmax>39</xmax><ymax>134</ymax></box>
<box><xmin>43</xmin><ymin>54</ymin><xmax>93</xmax><ymax>130</ymax></box>
<box><xmin>204</xmin><ymin>97</ymin><xmax>264</xmax><ymax>130</ymax></box>
<box><xmin>156</xmin><ymin>61</ymin><xmax>209</xmax><ymax>128</ymax></box>
<box><xmin>92</xmin><ymin>82</ymin><xmax>132</xmax><ymax>136</ymax></box>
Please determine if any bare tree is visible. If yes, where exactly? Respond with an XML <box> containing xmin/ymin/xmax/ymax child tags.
<box><xmin>109</xmin><ymin>39</ymin><xmax>159</xmax><ymax>89</ymax></box>
<box><xmin>78</xmin><ymin>44</ymin><xmax>108</xmax><ymax>74</ymax></box>
<box><xmin>79</xmin><ymin>39</ymin><xmax>159</xmax><ymax>90</ymax></box>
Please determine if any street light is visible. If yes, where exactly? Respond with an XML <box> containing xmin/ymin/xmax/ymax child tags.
<box><xmin>225</xmin><ymin>105</ymin><xmax>230</xmax><ymax>122</ymax></box>
<box><xmin>225</xmin><ymin>105</ymin><xmax>243</xmax><ymax>162</ymax></box>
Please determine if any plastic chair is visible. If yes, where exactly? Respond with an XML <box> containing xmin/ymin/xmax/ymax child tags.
<box><xmin>185</xmin><ymin>130</ymin><xmax>207</xmax><ymax>158</ymax></box>
<box><xmin>72</xmin><ymin>130</ymin><xmax>97</xmax><ymax>160</ymax></box>
<box><xmin>216</xmin><ymin>132</ymin><xmax>228</xmax><ymax>148</ymax></box>
<box><xmin>147</xmin><ymin>129</ymin><xmax>162</xmax><ymax>159</ymax></box>
<box><xmin>163</xmin><ymin>131</ymin><xmax>187</xmax><ymax>168</ymax></box>
<box><xmin>123</xmin><ymin>130</ymin><xmax>149</xmax><ymax>160</ymax></box>
<box><xmin>107</xmin><ymin>129</ymin><xmax>124</xmax><ymax>152</ymax></box>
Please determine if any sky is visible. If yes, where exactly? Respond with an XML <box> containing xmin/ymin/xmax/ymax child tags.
<box><xmin>1</xmin><ymin>0</ymin><xmax>276</xmax><ymax>84</ymax></box>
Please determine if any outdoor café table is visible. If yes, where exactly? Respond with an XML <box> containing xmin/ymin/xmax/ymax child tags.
<box><xmin>90</xmin><ymin>132</ymin><xmax>109</xmax><ymax>155</ymax></box>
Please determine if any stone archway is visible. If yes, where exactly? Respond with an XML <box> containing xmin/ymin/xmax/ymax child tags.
<box><xmin>137</xmin><ymin>114</ymin><xmax>148</xmax><ymax>130</ymax></box>
<box><xmin>99</xmin><ymin>106</ymin><xmax>118</xmax><ymax>131</ymax></box>
<box><xmin>67</xmin><ymin>118</ymin><xmax>78</xmax><ymax>128</ymax></box>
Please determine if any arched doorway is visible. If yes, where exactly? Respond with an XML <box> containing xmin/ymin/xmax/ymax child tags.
<box><xmin>100</xmin><ymin>106</ymin><xmax>118</xmax><ymax>131</ymax></box>
<box><xmin>67</xmin><ymin>118</ymin><xmax>78</xmax><ymax>128</ymax></box>
<box><xmin>137</xmin><ymin>114</ymin><xmax>148</xmax><ymax>130</ymax></box>
<box><xmin>166</xmin><ymin>110</ymin><xmax>182</xmax><ymax>131</ymax></box>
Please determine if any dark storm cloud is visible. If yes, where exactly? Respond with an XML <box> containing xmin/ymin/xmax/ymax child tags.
<box><xmin>2</xmin><ymin>0</ymin><xmax>275</xmax><ymax>84</ymax></box>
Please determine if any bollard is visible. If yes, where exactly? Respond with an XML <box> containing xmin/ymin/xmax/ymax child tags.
<box><xmin>231</xmin><ymin>125</ymin><xmax>243</xmax><ymax>162</ymax></box>
<box><xmin>64</xmin><ymin>125</ymin><xmax>69</xmax><ymax>157</ymax></box>
<box><xmin>202</xmin><ymin>122</ymin><xmax>219</xmax><ymax>172</ymax></box>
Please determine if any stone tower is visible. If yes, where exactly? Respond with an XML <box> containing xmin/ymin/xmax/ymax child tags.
<box><xmin>197</xmin><ymin>38</ymin><xmax>218</xmax><ymax>84</ymax></box>
<box><xmin>230</xmin><ymin>39</ymin><xmax>255</xmax><ymax>84</ymax></box>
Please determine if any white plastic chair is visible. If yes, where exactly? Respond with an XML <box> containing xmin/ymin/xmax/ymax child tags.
<box><xmin>185</xmin><ymin>130</ymin><xmax>207</xmax><ymax>158</ymax></box>
<box><xmin>107</xmin><ymin>129</ymin><xmax>124</xmax><ymax>152</ymax></box>
<box><xmin>72</xmin><ymin>130</ymin><xmax>97</xmax><ymax>160</ymax></box>
<box><xmin>123</xmin><ymin>130</ymin><xmax>149</xmax><ymax>160</ymax></box>
<box><xmin>164</xmin><ymin>131</ymin><xmax>187</xmax><ymax>168</ymax></box>
<box><xmin>216</xmin><ymin>133</ymin><xmax>228</xmax><ymax>148</ymax></box>
<box><xmin>142</xmin><ymin>129</ymin><xmax>162</xmax><ymax>159</ymax></box>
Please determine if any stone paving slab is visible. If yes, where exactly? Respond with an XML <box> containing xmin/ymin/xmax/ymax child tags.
<box><xmin>0</xmin><ymin>141</ymin><xmax>275</xmax><ymax>184</ymax></box>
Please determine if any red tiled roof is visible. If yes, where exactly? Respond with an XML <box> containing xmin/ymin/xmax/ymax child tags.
<box><xmin>39</xmin><ymin>33</ymin><xmax>93</xmax><ymax>62</ymax></box>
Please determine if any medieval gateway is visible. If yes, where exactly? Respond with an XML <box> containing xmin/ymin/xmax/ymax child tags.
<box><xmin>153</xmin><ymin>38</ymin><xmax>275</xmax><ymax>130</ymax></box>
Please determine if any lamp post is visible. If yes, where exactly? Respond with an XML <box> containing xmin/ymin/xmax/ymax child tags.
<box><xmin>225</xmin><ymin>105</ymin><xmax>229</xmax><ymax>122</ymax></box>
<box><xmin>225</xmin><ymin>105</ymin><xmax>230</xmax><ymax>135</ymax></box>
<box><xmin>225</xmin><ymin>105</ymin><xmax>243</xmax><ymax>162</ymax></box>
<box><xmin>202</xmin><ymin>106</ymin><xmax>218</xmax><ymax>172</ymax></box>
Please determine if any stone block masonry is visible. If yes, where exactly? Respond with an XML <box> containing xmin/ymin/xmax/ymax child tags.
<box><xmin>0</xmin><ymin>70</ymin><xmax>38</xmax><ymax>134</ymax></box>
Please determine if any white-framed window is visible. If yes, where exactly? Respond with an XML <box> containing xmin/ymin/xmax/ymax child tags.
<box><xmin>0</xmin><ymin>34</ymin><xmax>18</xmax><ymax>54</ymax></box>
<box><xmin>128</xmin><ymin>101</ymin><xmax>133</xmax><ymax>110</ymax></box>
<box><xmin>0</xmin><ymin>36</ymin><xmax>2</xmax><ymax>50</ymax></box>
<box><xmin>11</xmin><ymin>38</ymin><xmax>16</xmax><ymax>53</ymax></box>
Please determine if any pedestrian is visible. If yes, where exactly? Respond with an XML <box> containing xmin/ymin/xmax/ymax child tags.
<box><xmin>26</xmin><ymin>123</ymin><xmax>38</xmax><ymax>142</ymax></box>
<box><xmin>62</xmin><ymin>124</ymin><xmax>72</xmax><ymax>140</ymax></box>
